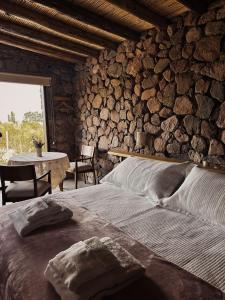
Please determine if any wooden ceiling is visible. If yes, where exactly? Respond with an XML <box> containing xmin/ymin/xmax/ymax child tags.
<box><xmin>0</xmin><ymin>0</ymin><xmax>212</xmax><ymax>64</ymax></box>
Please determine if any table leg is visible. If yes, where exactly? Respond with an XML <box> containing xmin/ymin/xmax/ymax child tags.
<box><xmin>59</xmin><ymin>181</ymin><xmax>64</xmax><ymax>191</ymax></box>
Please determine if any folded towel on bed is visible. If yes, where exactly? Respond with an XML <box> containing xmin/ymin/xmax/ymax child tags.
<box><xmin>8</xmin><ymin>198</ymin><xmax>73</xmax><ymax>237</ymax></box>
<box><xmin>44</xmin><ymin>236</ymin><xmax>144</xmax><ymax>300</ymax></box>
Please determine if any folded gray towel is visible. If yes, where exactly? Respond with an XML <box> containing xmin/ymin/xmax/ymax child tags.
<box><xmin>45</xmin><ymin>236</ymin><xmax>144</xmax><ymax>300</ymax></box>
<box><xmin>8</xmin><ymin>198</ymin><xmax>73</xmax><ymax>237</ymax></box>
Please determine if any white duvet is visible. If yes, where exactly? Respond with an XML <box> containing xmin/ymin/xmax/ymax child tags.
<box><xmin>50</xmin><ymin>183</ymin><xmax>225</xmax><ymax>293</ymax></box>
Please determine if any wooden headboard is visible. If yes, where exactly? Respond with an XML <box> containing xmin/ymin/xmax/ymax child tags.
<box><xmin>108</xmin><ymin>148</ymin><xmax>186</xmax><ymax>163</ymax></box>
<box><xmin>108</xmin><ymin>148</ymin><xmax>225</xmax><ymax>175</ymax></box>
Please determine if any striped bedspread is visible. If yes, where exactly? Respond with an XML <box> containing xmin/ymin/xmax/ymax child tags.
<box><xmin>51</xmin><ymin>184</ymin><xmax>225</xmax><ymax>293</ymax></box>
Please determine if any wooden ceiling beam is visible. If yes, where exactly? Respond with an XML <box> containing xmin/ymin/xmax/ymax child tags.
<box><xmin>176</xmin><ymin>0</ymin><xmax>210</xmax><ymax>13</ymax></box>
<box><xmin>107</xmin><ymin>0</ymin><xmax>169</xmax><ymax>28</ymax></box>
<box><xmin>25</xmin><ymin>0</ymin><xmax>140</xmax><ymax>41</ymax></box>
<box><xmin>0</xmin><ymin>1</ymin><xmax>118</xmax><ymax>50</ymax></box>
<box><xmin>0</xmin><ymin>19</ymin><xmax>100</xmax><ymax>58</ymax></box>
<box><xmin>0</xmin><ymin>32</ymin><xmax>85</xmax><ymax>64</ymax></box>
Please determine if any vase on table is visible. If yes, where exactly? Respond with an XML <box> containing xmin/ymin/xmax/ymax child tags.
<box><xmin>36</xmin><ymin>147</ymin><xmax>43</xmax><ymax>157</ymax></box>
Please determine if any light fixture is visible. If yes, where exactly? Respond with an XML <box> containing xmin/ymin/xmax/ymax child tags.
<box><xmin>136</xmin><ymin>131</ymin><xmax>146</xmax><ymax>147</ymax></box>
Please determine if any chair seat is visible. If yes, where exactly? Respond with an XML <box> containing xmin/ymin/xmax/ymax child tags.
<box><xmin>6</xmin><ymin>180</ymin><xmax>51</xmax><ymax>200</ymax></box>
<box><xmin>67</xmin><ymin>162</ymin><xmax>94</xmax><ymax>173</ymax></box>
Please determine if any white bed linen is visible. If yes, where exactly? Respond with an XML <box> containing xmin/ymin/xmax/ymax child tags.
<box><xmin>119</xmin><ymin>207</ymin><xmax>225</xmax><ymax>293</ymax></box>
<box><xmin>50</xmin><ymin>184</ymin><xmax>225</xmax><ymax>293</ymax></box>
<box><xmin>50</xmin><ymin>183</ymin><xmax>156</xmax><ymax>226</ymax></box>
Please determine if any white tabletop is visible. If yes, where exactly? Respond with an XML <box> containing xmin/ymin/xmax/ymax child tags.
<box><xmin>9</xmin><ymin>152</ymin><xmax>68</xmax><ymax>163</ymax></box>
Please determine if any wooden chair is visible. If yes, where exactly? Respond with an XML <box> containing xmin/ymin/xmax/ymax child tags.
<box><xmin>0</xmin><ymin>164</ymin><xmax>52</xmax><ymax>206</ymax></box>
<box><xmin>67</xmin><ymin>145</ymin><xmax>97</xmax><ymax>189</ymax></box>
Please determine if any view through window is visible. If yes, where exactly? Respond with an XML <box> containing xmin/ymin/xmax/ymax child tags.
<box><xmin>0</xmin><ymin>82</ymin><xmax>46</xmax><ymax>163</ymax></box>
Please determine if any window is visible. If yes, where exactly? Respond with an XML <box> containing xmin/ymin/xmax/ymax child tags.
<box><xmin>0</xmin><ymin>81</ymin><xmax>47</xmax><ymax>162</ymax></box>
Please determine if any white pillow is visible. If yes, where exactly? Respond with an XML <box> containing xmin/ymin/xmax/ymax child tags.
<box><xmin>100</xmin><ymin>157</ymin><xmax>191</xmax><ymax>202</ymax></box>
<box><xmin>163</xmin><ymin>166</ymin><xmax>225</xmax><ymax>225</ymax></box>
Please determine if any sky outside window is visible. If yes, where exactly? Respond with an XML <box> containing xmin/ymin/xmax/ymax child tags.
<box><xmin>0</xmin><ymin>82</ymin><xmax>43</xmax><ymax>122</ymax></box>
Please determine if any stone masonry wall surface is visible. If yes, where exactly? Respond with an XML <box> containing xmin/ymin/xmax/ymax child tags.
<box><xmin>75</xmin><ymin>1</ymin><xmax>225</xmax><ymax>177</ymax></box>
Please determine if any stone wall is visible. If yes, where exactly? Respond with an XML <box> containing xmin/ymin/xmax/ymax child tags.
<box><xmin>0</xmin><ymin>45</ymin><xmax>76</xmax><ymax>159</ymax></box>
<box><xmin>75</xmin><ymin>1</ymin><xmax>225</xmax><ymax>177</ymax></box>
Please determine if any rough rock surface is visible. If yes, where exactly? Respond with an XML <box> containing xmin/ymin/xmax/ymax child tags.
<box><xmin>75</xmin><ymin>4</ymin><xmax>225</xmax><ymax>176</ymax></box>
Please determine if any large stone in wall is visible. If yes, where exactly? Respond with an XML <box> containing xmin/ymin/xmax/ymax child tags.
<box><xmin>114</xmin><ymin>86</ymin><xmax>122</xmax><ymax>100</ymax></box>
<box><xmin>142</xmin><ymin>55</ymin><xmax>155</xmax><ymax>69</ymax></box>
<box><xmin>161</xmin><ymin>115</ymin><xmax>178</xmax><ymax>132</ymax></box>
<box><xmin>107</xmin><ymin>96</ymin><xmax>115</xmax><ymax>110</ymax></box>
<box><xmin>141</xmin><ymin>88</ymin><xmax>156</xmax><ymax>100</ymax></box>
<box><xmin>170</xmin><ymin>59</ymin><xmax>188</xmax><ymax>74</ymax></box>
<box><xmin>154</xmin><ymin>58</ymin><xmax>170</xmax><ymax>74</ymax></box>
<box><xmin>99</xmin><ymin>136</ymin><xmax>109</xmax><ymax>150</ymax></box>
<box><xmin>174</xmin><ymin>96</ymin><xmax>193</xmax><ymax>115</ymax></box>
<box><xmin>134</xmin><ymin>83</ymin><xmax>142</xmax><ymax>96</ymax></box>
<box><xmin>163</xmin><ymin>69</ymin><xmax>173</xmax><ymax>82</ymax></box>
<box><xmin>186</xmin><ymin>27</ymin><xmax>202</xmax><ymax>43</ymax></box>
<box><xmin>154</xmin><ymin>136</ymin><xmax>167</xmax><ymax>152</ymax></box>
<box><xmin>117</xmin><ymin>121</ymin><xmax>127</xmax><ymax>132</ymax></box>
<box><xmin>144</xmin><ymin>122</ymin><xmax>161</xmax><ymax>135</ymax></box>
<box><xmin>107</xmin><ymin>63</ymin><xmax>122</xmax><ymax>78</ymax></box>
<box><xmin>161</xmin><ymin>83</ymin><xmax>176</xmax><ymax>107</ymax></box>
<box><xmin>159</xmin><ymin>107</ymin><xmax>173</xmax><ymax>118</ymax></box>
<box><xmin>100</xmin><ymin>108</ymin><xmax>109</xmax><ymax>121</ymax></box>
<box><xmin>183</xmin><ymin>115</ymin><xmax>201</xmax><ymax>135</ymax></box>
<box><xmin>169</xmin><ymin>44</ymin><xmax>182</xmax><ymax>61</ymax></box>
<box><xmin>142</xmin><ymin>75</ymin><xmax>159</xmax><ymax>89</ymax></box>
<box><xmin>92</xmin><ymin>94</ymin><xmax>102</xmax><ymax>109</ymax></box>
<box><xmin>124</xmin><ymin>135</ymin><xmax>134</xmax><ymax>147</ymax></box>
<box><xmin>217</xmin><ymin>102</ymin><xmax>225</xmax><ymax>128</ymax></box>
<box><xmin>126</xmin><ymin>57</ymin><xmax>142</xmax><ymax>77</ymax></box>
<box><xmin>194</xmin><ymin>36</ymin><xmax>221</xmax><ymax>62</ymax></box>
<box><xmin>195</xmin><ymin>94</ymin><xmax>215</xmax><ymax>119</ymax></box>
<box><xmin>147</xmin><ymin>98</ymin><xmax>161</xmax><ymax>113</ymax></box>
<box><xmin>133</xmin><ymin>103</ymin><xmax>143</xmax><ymax>116</ymax></box>
<box><xmin>151</xmin><ymin>114</ymin><xmax>160</xmax><ymax>126</ymax></box>
<box><xmin>111</xmin><ymin>136</ymin><xmax>119</xmax><ymax>148</ymax></box>
<box><xmin>210</xmin><ymin>80</ymin><xmax>225</xmax><ymax>102</ymax></box>
<box><xmin>208</xmin><ymin>139</ymin><xmax>224</xmax><ymax>155</ymax></box>
<box><xmin>167</xmin><ymin>140</ymin><xmax>181</xmax><ymax>154</ymax></box>
<box><xmin>205</xmin><ymin>21</ymin><xmax>225</xmax><ymax>36</ymax></box>
<box><xmin>201</xmin><ymin>120</ymin><xmax>217</xmax><ymax>139</ymax></box>
<box><xmin>201</xmin><ymin>60</ymin><xmax>225</xmax><ymax>82</ymax></box>
<box><xmin>111</xmin><ymin>79</ymin><xmax>120</xmax><ymax>87</ymax></box>
<box><xmin>175</xmin><ymin>73</ymin><xmax>193</xmax><ymax>94</ymax></box>
<box><xmin>129</xmin><ymin>121</ymin><xmax>136</xmax><ymax>134</ymax></box>
<box><xmin>195</xmin><ymin>78</ymin><xmax>210</xmax><ymax>94</ymax></box>
<box><xmin>191</xmin><ymin>135</ymin><xmax>207</xmax><ymax>153</ymax></box>
<box><xmin>182</xmin><ymin>44</ymin><xmax>194</xmax><ymax>59</ymax></box>
<box><xmin>174</xmin><ymin>129</ymin><xmax>189</xmax><ymax>143</ymax></box>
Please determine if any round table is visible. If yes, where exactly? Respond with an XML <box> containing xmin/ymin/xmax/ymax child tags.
<box><xmin>8</xmin><ymin>152</ymin><xmax>70</xmax><ymax>189</ymax></box>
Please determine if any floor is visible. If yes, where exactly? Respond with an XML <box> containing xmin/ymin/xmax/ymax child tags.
<box><xmin>0</xmin><ymin>178</ymin><xmax>93</xmax><ymax>207</ymax></box>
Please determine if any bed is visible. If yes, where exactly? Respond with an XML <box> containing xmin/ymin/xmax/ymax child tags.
<box><xmin>0</xmin><ymin>155</ymin><xmax>225</xmax><ymax>300</ymax></box>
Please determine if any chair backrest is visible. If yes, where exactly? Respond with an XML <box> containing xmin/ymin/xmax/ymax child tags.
<box><xmin>81</xmin><ymin>145</ymin><xmax>95</xmax><ymax>158</ymax></box>
<box><xmin>0</xmin><ymin>165</ymin><xmax>36</xmax><ymax>182</ymax></box>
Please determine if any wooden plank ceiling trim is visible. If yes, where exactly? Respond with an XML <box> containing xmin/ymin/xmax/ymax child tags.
<box><xmin>23</xmin><ymin>0</ymin><xmax>140</xmax><ymax>42</ymax></box>
<box><xmin>107</xmin><ymin>0</ymin><xmax>169</xmax><ymax>27</ymax></box>
<box><xmin>0</xmin><ymin>32</ymin><xmax>85</xmax><ymax>63</ymax></box>
<box><xmin>0</xmin><ymin>19</ymin><xmax>100</xmax><ymax>58</ymax></box>
<box><xmin>0</xmin><ymin>1</ymin><xmax>118</xmax><ymax>50</ymax></box>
